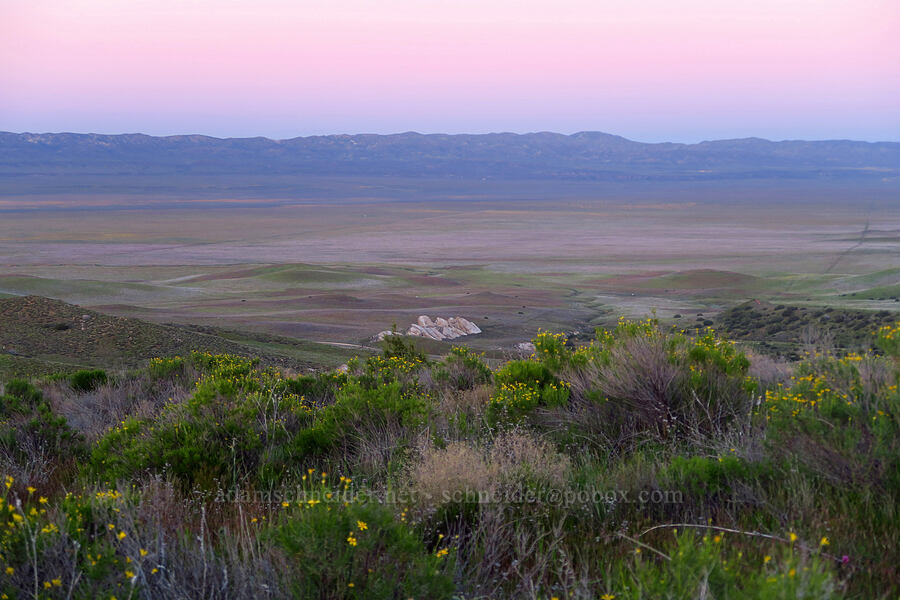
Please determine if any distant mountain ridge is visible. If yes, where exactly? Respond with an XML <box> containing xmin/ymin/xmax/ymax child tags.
<box><xmin>1</xmin><ymin>130</ymin><xmax>899</xmax><ymax>181</ymax></box>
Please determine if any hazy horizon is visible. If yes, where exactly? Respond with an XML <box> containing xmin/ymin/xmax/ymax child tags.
<box><xmin>5</xmin><ymin>129</ymin><xmax>900</xmax><ymax>145</ymax></box>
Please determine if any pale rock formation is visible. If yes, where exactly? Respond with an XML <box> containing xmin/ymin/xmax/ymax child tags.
<box><xmin>375</xmin><ymin>315</ymin><xmax>482</xmax><ymax>342</ymax></box>
<box><xmin>515</xmin><ymin>342</ymin><xmax>536</xmax><ymax>355</ymax></box>
<box><xmin>450</xmin><ymin>317</ymin><xmax>482</xmax><ymax>334</ymax></box>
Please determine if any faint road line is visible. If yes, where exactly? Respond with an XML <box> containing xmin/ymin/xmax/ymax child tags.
<box><xmin>823</xmin><ymin>218</ymin><xmax>870</xmax><ymax>275</ymax></box>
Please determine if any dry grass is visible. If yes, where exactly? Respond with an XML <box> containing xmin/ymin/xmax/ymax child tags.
<box><xmin>408</xmin><ymin>429</ymin><xmax>570</xmax><ymax>514</ymax></box>
<box><xmin>564</xmin><ymin>335</ymin><xmax>679</xmax><ymax>443</ymax></box>
<box><xmin>454</xmin><ymin>505</ymin><xmax>591</xmax><ymax>600</ymax></box>
<box><xmin>0</xmin><ymin>418</ymin><xmax>80</xmax><ymax>490</ymax></box>
<box><xmin>856</xmin><ymin>355</ymin><xmax>895</xmax><ymax>412</ymax></box>
<box><xmin>800</xmin><ymin>324</ymin><xmax>836</xmax><ymax>356</ymax></box>
<box><xmin>346</xmin><ymin>417</ymin><xmax>415</xmax><ymax>483</ymax></box>
<box><xmin>559</xmin><ymin>333</ymin><xmax>756</xmax><ymax>449</ymax></box>
<box><xmin>746</xmin><ymin>349</ymin><xmax>793</xmax><ymax>388</ymax></box>
<box><xmin>46</xmin><ymin>375</ymin><xmax>194</xmax><ymax>441</ymax></box>
<box><xmin>431</xmin><ymin>385</ymin><xmax>491</xmax><ymax>442</ymax></box>
<box><xmin>487</xmin><ymin>430</ymin><xmax>570</xmax><ymax>489</ymax></box>
<box><xmin>3</xmin><ymin>477</ymin><xmax>287</xmax><ymax>600</ymax></box>
<box><xmin>409</xmin><ymin>440</ymin><xmax>495</xmax><ymax>507</ymax></box>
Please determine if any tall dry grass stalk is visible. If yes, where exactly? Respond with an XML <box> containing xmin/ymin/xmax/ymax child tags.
<box><xmin>408</xmin><ymin>429</ymin><xmax>570</xmax><ymax>515</ymax></box>
<box><xmin>47</xmin><ymin>375</ymin><xmax>193</xmax><ymax>441</ymax></box>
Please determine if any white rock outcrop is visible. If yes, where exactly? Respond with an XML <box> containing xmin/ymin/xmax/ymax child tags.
<box><xmin>376</xmin><ymin>315</ymin><xmax>482</xmax><ymax>342</ymax></box>
<box><xmin>515</xmin><ymin>342</ymin><xmax>536</xmax><ymax>355</ymax></box>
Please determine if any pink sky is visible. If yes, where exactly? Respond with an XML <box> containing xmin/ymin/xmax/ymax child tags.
<box><xmin>1</xmin><ymin>0</ymin><xmax>898</xmax><ymax>141</ymax></box>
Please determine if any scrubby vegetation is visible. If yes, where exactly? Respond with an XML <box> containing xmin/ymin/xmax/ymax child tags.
<box><xmin>1</xmin><ymin>319</ymin><xmax>899</xmax><ymax>598</ymax></box>
<box><xmin>0</xmin><ymin>296</ymin><xmax>355</xmax><ymax>381</ymax></box>
<box><xmin>716</xmin><ymin>301</ymin><xmax>897</xmax><ymax>358</ymax></box>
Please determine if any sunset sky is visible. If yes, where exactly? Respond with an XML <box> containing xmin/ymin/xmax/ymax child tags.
<box><xmin>1</xmin><ymin>0</ymin><xmax>898</xmax><ymax>141</ymax></box>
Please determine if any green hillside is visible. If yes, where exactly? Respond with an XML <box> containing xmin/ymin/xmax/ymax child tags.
<box><xmin>0</xmin><ymin>295</ymin><xmax>357</xmax><ymax>378</ymax></box>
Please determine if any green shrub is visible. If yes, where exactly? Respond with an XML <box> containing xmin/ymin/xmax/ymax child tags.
<box><xmin>298</xmin><ymin>381</ymin><xmax>429</xmax><ymax>457</ymax></box>
<box><xmin>660</xmin><ymin>455</ymin><xmax>776</xmax><ymax>508</ymax></box>
<box><xmin>559</xmin><ymin>319</ymin><xmax>755</xmax><ymax>445</ymax></box>
<box><xmin>89</xmin><ymin>353</ymin><xmax>432</xmax><ymax>489</ymax></box>
<box><xmin>3</xmin><ymin>379</ymin><xmax>43</xmax><ymax>404</ymax></box>
<box><xmin>356</xmin><ymin>353</ymin><xmax>427</xmax><ymax>392</ymax></box>
<box><xmin>614</xmin><ymin>531</ymin><xmax>839</xmax><ymax>599</ymax></box>
<box><xmin>432</xmin><ymin>346</ymin><xmax>492</xmax><ymax>391</ymax></box>
<box><xmin>494</xmin><ymin>359</ymin><xmax>555</xmax><ymax>389</ymax></box>
<box><xmin>147</xmin><ymin>355</ymin><xmax>186</xmax><ymax>379</ymax></box>
<box><xmin>877</xmin><ymin>321</ymin><xmax>900</xmax><ymax>358</ymax></box>
<box><xmin>0</xmin><ymin>383</ymin><xmax>85</xmax><ymax>473</ymax></box>
<box><xmin>69</xmin><ymin>369</ymin><xmax>108</xmax><ymax>392</ymax></box>
<box><xmin>284</xmin><ymin>370</ymin><xmax>349</xmax><ymax>406</ymax></box>
<box><xmin>1</xmin><ymin>379</ymin><xmax>43</xmax><ymax>415</ymax></box>
<box><xmin>0</xmin><ymin>485</ymin><xmax>121</xmax><ymax>597</ymax></box>
<box><xmin>89</xmin><ymin>355</ymin><xmax>316</xmax><ymax>489</ymax></box>
<box><xmin>380</xmin><ymin>331</ymin><xmax>427</xmax><ymax>363</ymax></box>
<box><xmin>267</xmin><ymin>495</ymin><xmax>454</xmax><ymax>599</ymax></box>
<box><xmin>533</xmin><ymin>330</ymin><xmax>579</xmax><ymax>371</ymax></box>
<box><xmin>27</xmin><ymin>403</ymin><xmax>85</xmax><ymax>457</ymax></box>
<box><xmin>762</xmin><ymin>351</ymin><xmax>899</xmax><ymax>489</ymax></box>
<box><xmin>489</xmin><ymin>359</ymin><xmax>570</xmax><ymax>423</ymax></box>
<box><xmin>88</xmin><ymin>418</ymin><xmax>151</xmax><ymax>482</ymax></box>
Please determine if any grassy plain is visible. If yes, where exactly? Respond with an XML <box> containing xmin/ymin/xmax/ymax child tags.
<box><xmin>1</xmin><ymin>178</ymin><xmax>899</xmax><ymax>359</ymax></box>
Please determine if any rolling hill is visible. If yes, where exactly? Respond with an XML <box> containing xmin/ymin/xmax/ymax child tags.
<box><xmin>0</xmin><ymin>295</ymin><xmax>355</xmax><ymax>377</ymax></box>
<box><xmin>2</xmin><ymin>130</ymin><xmax>898</xmax><ymax>182</ymax></box>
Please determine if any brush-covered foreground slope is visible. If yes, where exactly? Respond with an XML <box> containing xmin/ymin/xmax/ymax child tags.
<box><xmin>2</xmin><ymin>319</ymin><xmax>899</xmax><ymax>599</ymax></box>
<box><xmin>0</xmin><ymin>295</ymin><xmax>355</xmax><ymax>377</ymax></box>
